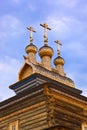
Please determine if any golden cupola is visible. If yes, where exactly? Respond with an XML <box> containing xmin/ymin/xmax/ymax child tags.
<box><xmin>39</xmin><ymin>23</ymin><xmax>54</xmax><ymax>70</ymax></box>
<box><xmin>25</xmin><ymin>27</ymin><xmax>38</xmax><ymax>64</ymax></box>
<box><xmin>54</xmin><ymin>40</ymin><xmax>65</xmax><ymax>76</ymax></box>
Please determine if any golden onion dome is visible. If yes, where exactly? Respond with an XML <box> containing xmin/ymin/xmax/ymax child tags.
<box><xmin>25</xmin><ymin>44</ymin><xmax>38</xmax><ymax>54</ymax></box>
<box><xmin>54</xmin><ymin>56</ymin><xmax>65</xmax><ymax>65</ymax></box>
<box><xmin>39</xmin><ymin>45</ymin><xmax>54</xmax><ymax>58</ymax></box>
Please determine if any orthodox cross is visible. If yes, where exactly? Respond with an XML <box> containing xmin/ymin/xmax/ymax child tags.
<box><xmin>40</xmin><ymin>23</ymin><xmax>51</xmax><ymax>45</ymax></box>
<box><xmin>27</xmin><ymin>26</ymin><xmax>36</xmax><ymax>44</ymax></box>
<box><xmin>55</xmin><ymin>40</ymin><xmax>62</xmax><ymax>56</ymax></box>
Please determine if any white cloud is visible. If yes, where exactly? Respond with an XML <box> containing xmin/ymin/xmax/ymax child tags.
<box><xmin>82</xmin><ymin>4</ymin><xmax>87</xmax><ymax>14</ymax></box>
<box><xmin>0</xmin><ymin>15</ymin><xmax>23</xmax><ymax>40</ymax></box>
<box><xmin>46</xmin><ymin>16</ymin><xmax>85</xmax><ymax>38</ymax></box>
<box><xmin>0</xmin><ymin>15</ymin><xmax>19</xmax><ymax>30</ymax></box>
<box><xmin>12</xmin><ymin>0</ymin><xmax>20</xmax><ymax>4</ymax></box>
<box><xmin>0</xmin><ymin>14</ymin><xmax>24</xmax><ymax>51</ymax></box>
<box><xmin>48</xmin><ymin>17</ymin><xmax>69</xmax><ymax>34</ymax></box>
<box><xmin>64</xmin><ymin>41</ymin><xmax>87</xmax><ymax>97</ymax></box>
<box><xmin>0</xmin><ymin>56</ymin><xmax>22</xmax><ymax>101</ymax></box>
<box><xmin>27</xmin><ymin>3</ymin><xmax>37</xmax><ymax>12</ymax></box>
<box><xmin>67</xmin><ymin>71</ymin><xmax>87</xmax><ymax>97</ymax></box>
<box><xmin>58</xmin><ymin>0</ymin><xmax>78</xmax><ymax>8</ymax></box>
<box><xmin>82</xmin><ymin>89</ymin><xmax>87</xmax><ymax>97</ymax></box>
<box><xmin>0</xmin><ymin>56</ymin><xmax>21</xmax><ymax>84</ymax></box>
<box><xmin>47</xmin><ymin>0</ymin><xmax>78</xmax><ymax>8</ymax></box>
<box><xmin>63</xmin><ymin>41</ymin><xmax>87</xmax><ymax>59</ymax></box>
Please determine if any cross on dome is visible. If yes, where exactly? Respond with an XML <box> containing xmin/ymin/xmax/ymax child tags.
<box><xmin>40</xmin><ymin>23</ymin><xmax>51</xmax><ymax>45</ymax></box>
<box><xmin>55</xmin><ymin>40</ymin><xmax>62</xmax><ymax>56</ymax></box>
<box><xmin>27</xmin><ymin>26</ymin><xmax>36</xmax><ymax>44</ymax></box>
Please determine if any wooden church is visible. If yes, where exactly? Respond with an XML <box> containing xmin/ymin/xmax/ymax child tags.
<box><xmin>0</xmin><ymin>23</ymin><xmax>87</xmax><ymax>130</ymax></box>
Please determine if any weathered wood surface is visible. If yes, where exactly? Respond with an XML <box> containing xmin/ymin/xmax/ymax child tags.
<box><xmin>0</xmin><ymin>84</ymin><xmax>87</xmax><ymax>130</ymax></box>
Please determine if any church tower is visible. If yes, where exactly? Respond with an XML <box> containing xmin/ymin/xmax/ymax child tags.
<box><xmin>25</xmin><ymin>26</ymin><xmax>38</xmax><ymax>64</ymax></box>
<box><xmin>39</xmin><ymin>23</ymin><xmax>54</xmax><ymax>70</ymax></box>
<box><xmin>54</xmin><ymin>40</ymin><xmax>65</xmax><ymax>76</ymax></box>
<box><xmin>0</xmin><ymin>23</ymin><xmax>87</xmax><ymax>130</ymax></box>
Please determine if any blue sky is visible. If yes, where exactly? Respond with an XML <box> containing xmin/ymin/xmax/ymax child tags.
<box><xmin>0</xmin><ymin>0</ymin><xmax>87</xmax><ymax>101</ymax></box>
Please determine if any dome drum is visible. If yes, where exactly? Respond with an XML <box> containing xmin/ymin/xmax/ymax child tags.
<box><xmin>39</xmin><ymin>45</ymin><xmax>54</xmax><ymax>58</ymax></box>
<box><xmin>54</xmin><ymin>56</ymin><xmax>65</xmax><ymax>66</ymax></box>
<box><xmin>25</xmin><ymin>44</ymin><xmax>38</xmax><ymax>54</ymax></box>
